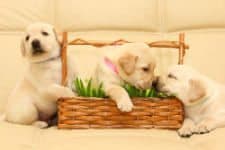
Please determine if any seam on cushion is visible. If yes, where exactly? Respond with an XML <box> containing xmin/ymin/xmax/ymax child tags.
<box><xmin>53</xmin><ymin>0</ymin><xmax>58</xmax><ymax>29</ymax></box>
<box><xmin>163</xmin><ymin>28</ymin><xmax>225</xmax><ymax>35</ymax></box>
<box><xmin>167</xmin><ymin>27</ymin><xmax>225</xmax><ymax>33</ymax></box>
<box><xmin>46</xmin><ymin>0</ymin><xmax>55</xmax><ymax>26</ymax></box>
<box><xmin>62</xmin><ymin>27</ymin><xmax>159</xmax><ymax>33</ymax></box>
<box><xmin>2</xmin><ymin>29</ymin><xmax>225</xmax><ymax>36</ymax></box>
<box><xmin>162</xmin><ymin>0</ymin><xmax>168</xmax><ymax>32</ymax></box>
<box><xmin>155</xmin><ymin>0</ymin><xmax>161</xmax><ymax>32</ymax></box>
<box><xmin>158</xmin><ymin>0</ymin><xmax>166</xmax><ymax>33</ymax></box>
<box><xmin>0</xmin><ymin>31</ymin><xmax>24</xmax><ymax>35</ymax></box>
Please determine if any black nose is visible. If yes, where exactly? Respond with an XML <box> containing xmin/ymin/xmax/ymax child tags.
<box><xmin>152</xmin><ymin>76</ymin><xmax>159</xmax><ymax>87</ymax></box>
<box><xmin>32</xmin><ymin>40</ymin><xmax>41</xmax><ymax>50</ymax></box>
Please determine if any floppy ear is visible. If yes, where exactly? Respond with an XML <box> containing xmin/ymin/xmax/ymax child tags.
<box><xmin>118</xmin><ymin>53</ymin><xmax>138</xmax><ymax>75</ymax></box>
<box><xmin>188</xmin><ymin>79</ymin><xmax>207</xmax><ymax>103</ymax></box>
<box><xmin>53</xmin><ymin>28</ymin><xmax>63</xmax><ymax>44</ymax></box>
<box><xmin>20</xmin><ymin>39</ymin><xmax>25</xmax><ymax>57</ymax></box>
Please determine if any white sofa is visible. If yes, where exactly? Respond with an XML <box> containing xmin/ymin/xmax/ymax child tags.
<box><xmin>1</xmin><ymin>0</ymin><xmax>225</xmax><ymax>149</ymax></box>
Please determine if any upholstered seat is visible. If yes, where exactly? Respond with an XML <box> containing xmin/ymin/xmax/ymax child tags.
<box><xmin>0</xmin><ymin>0</ymin><xmax>225</xmax><ymax>149</ymax></box>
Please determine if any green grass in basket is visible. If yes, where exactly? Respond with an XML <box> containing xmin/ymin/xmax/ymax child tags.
<box><xmin>73</xmin><ymin>78</ymin><xmax>106</xmax><ymax>98</ymax></box>
<box><xmin>73</xmin><ymin>78</ymin><xmax>172</xmax><ymax>98</ymax></box>
<box><xmin>123</xmin><ymin>83</ymin><xmax>171</xmax><ymax>98</ymax></box>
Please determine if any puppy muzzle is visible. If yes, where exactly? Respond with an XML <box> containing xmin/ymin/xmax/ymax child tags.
<box><xmin>32</xmin><ymin>39</ymin><xmax>44</xmax><ymax>55</ymax></box>
<box><xmin>136</xmin><ymin>81</ymin><xmax>152</xmax><ymax>90</ymax></box>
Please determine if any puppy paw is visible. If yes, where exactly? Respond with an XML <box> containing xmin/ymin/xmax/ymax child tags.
<box><xmin>178</xmin><ymin>125</ymin><xmax>195</xmax><ymax>138</ymax></box>
<box><xmin>117</xmin><ymin>99</ymin><xmax>133</xmax><ymax>112</ymax></box>
<box><xmin>63</xmin><ymin>88</ymin><xmax>75</xmax><ymax>97</ymax></box>
<box><xmin>195</xmin><ymin>123</ymin><xmax>213</xmax><ymax>134</ymax></box>
<box><xmin>32</xmin><ymin>121</ymin><xmax>48</xmax><ymax>129</ymax></box>
<box><xmin>178</xmin><ymin>119</ymin><xmax>195</xmax><ymax>138</ymax></box>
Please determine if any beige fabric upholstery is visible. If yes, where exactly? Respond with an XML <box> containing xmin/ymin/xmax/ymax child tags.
<box><xmin>0</xmin><ymin>121</ymin><xmax>225</xmax><ymax>150</ymax></box>
<box><xmin>56</xmin><ymin>0</ymin><xmax>158</xmax><ymax>31</ymax></box>
<box><xmin>165</xmin><ymin>0</ymin><xmax>225</xmax><ymax>31</ymax></box>
<box><xmin>0</xmin><ymin>0</ymin><xmax>225</xmax><ymax>149</ymax></box>
<box><xmin>0</xmin><ymin>0</ymin><xmax>54</xmax><ymax>31</ymax></box>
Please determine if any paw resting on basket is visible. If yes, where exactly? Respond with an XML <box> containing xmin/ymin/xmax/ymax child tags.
<box><xmin>104</xmin><ymin>85</ymin><xmax>134</xmax><ymax>112</ymax></box>
<box><xmin>117</xmin><ymin>98</ymin><xmax>133</xmax><ymax>112</ymax></box>
<box><xmin>42</xmin><ymin>84</ymin><xmax>75</xmax><ymax>100</ymax></box>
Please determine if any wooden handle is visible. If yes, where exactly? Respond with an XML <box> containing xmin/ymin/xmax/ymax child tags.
<box><xmin>178</xmin><ymin>33</ymin><xmax>185</xmax><ymax>64</ymax></box>
<box><xmin>61</xmin><ymin>33</ymin><xmax>188</xmax><ymax>85</ymax></box>
<box><xmin>61</xmin><ymin>32</ymin><xmax>68</xmax><ymax>86</ymax></box>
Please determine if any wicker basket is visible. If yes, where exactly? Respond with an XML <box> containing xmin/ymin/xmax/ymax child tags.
<box><xmin>58</xmin><ymin>97</ymin><xmax>184</xmax><ymax>129</ymax></box>
<box><xmin>57</xmin><ymin>33</ymin><xmax>189</xmax><ymax>129</ymax></box>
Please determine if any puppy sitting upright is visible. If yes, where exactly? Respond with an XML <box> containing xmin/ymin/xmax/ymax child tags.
<box><xmin>4</xmin><ymin>23</ymin><xmax>76</xmax><ymax>128</ymax></box>
<box><xmin>95</xmin><ymin>43</ymin><xmax>156</xmax><ymax>112</ymax></box>
<box><xmin>157</xmin><ymin>65</ymin><xmax>225</xmax><ymax>137</ymax></box>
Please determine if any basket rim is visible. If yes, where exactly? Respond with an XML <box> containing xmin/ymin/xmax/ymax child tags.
<box><xmin>58</xmin><ymin>96</ymin><xmax>180</xmax><ymax>102</ymax></box>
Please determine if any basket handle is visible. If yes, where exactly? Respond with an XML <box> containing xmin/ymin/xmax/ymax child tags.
<box><xmin>61</xmin><ymin>33</ymin><xmax>188</xmax><ymax>86</ymax></box>
<box><xmin>61</xmin><ymin>32</ymin><xmax>68</xmax><ymax>86</ymax></box>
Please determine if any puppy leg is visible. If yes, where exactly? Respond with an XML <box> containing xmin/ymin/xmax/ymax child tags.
<box><xmin>42</xmin><ymin>84</ymin><xmax>75</xmax><ymax>101</ymax></box>
<box><xmin>104</xmin><ymin>84</ymin><xmax>133</xmax><ymax>112</ymax></box>
<box><xmin>178</xmin><ymin>118</ymin><xmax>196</xmax><ymax>138</ymax></box>
<box><xmin>195</xmin><ymin>118</ymin><xmax>219</xmax><ymax>134</ymax></box>
<box><xmin>32</xmin><ymin>121</ymin><xmax>48</xmax><ymax>129</ymax></box>
<box><xmin>5</xmin><ymin>97</ymin><xmax>39</xmax><ymax>125</ymax></box>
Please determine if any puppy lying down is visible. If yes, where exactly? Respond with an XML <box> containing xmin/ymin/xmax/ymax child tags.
<box><xmin>92</xmin><ymin>43</ymin><xmax>156</xmax><ymax>112</ymax></box>
<box><xmin>157</xmin><ymin>65</ymin><xmax>225</xmax><ymax>137</ymax></box>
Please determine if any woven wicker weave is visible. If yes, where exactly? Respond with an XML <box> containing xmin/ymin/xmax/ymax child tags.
<box><xmin>58</xmin><ymin>97</ymin><xmax>184</xmax><ymax>129</ymax></box>
<box><xmin>57</xmin><ymin>33</ymin><xmax>188</xmax><ymax>129</ymax></box>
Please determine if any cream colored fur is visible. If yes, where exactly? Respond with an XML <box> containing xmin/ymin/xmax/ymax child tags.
<box><xmin>94</xmin><ymin>43</ymin><xmax>156</xmax><ymax>112</ymax></box>
<box><xmin>3</xmin><ymin>23</ymin><xmax>76</xmax><ymax>128</ymax></box>
<box><xmin>158</xmin><ymin>65</ymin><xmax>225</xmax><ymax>137</ymax></box>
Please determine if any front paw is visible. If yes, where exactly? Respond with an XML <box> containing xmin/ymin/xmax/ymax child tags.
<box><xmin>178</xmin><ymin>126</ymin><xmax>195</xmax><ymax>138</ymax></box>
<box><xmin>178</xmin><ymin>119</ymin><xmax>196</xmax><ymax>138</ymax></box>
<box><xmin>61</xmin><ymin>88</ymin><xmax>75</xmax><ymax>98</ymax></box>
<box><xmin>117</xmin><ymin>99</ymin><xmax>133</xmax><ymax>112</ymax></box>
<box><xmin>32</xmin><ymin>121</ymin><xmax>48</xmax><ymax>129</ymax></box>
<box><xmin>195</xmin><ymin>123</ymin><xmax>213</xmax><ymax>134</ymax></box>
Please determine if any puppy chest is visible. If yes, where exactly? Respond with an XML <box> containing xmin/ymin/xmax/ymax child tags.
<box><xmin>32</xmin><ymin>63</ymin><xmax>62</xmax><ymax>84</ymax></box>
<box><xmin>44</xmin><ymin>68</ymin><xmax>62</xmax><ymax>83</ymax></box>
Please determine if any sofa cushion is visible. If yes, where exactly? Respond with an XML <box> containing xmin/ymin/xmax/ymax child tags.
<box><xmin>165</xmin><ymin>0</ymin><xmax>225</xmax><ymax>32</ymax></box>
<box><xmin>0</xmin><ymin>121</ymin><xmax>225</xmax><ymax>150</ymax></box>
<box><xmin>0</xmin><ymin>0</ymin><xmax>54</xmax><ymax>31</ymax></box>
<box><xmin>56</xmin><ymin>0</ymin><xmax>159</xmax><ymax>32</ymax></box>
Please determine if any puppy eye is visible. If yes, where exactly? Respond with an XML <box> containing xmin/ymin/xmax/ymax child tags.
<box><xmin>142</xmin><ymin>67</ymin><xmax>149</xmax><ymax>72</ymax></box>
<box><xmin>168</xmin><ymin>73</ymin><xmax>177</xmax><ymax>80</ymax></box>
<box><xmin>42</xmin><ymin>31</ymin><xmax>49</xmax><ymax>36</ymax></box>
<box><xmin>25</xmin><ymin>35</ymin><xmax>30</xmax><ymax>41</ymax></box>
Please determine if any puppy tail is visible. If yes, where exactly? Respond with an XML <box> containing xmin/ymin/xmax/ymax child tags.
<box><xmin>0</xmin><ymin>113</ymin><xmax>6</xmax><ymax>121</ymax></box>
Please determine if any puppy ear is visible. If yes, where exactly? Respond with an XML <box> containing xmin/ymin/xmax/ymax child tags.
<box><xmin>188</xmin><ymin>79</ymin><xmax>207</xmax><ymax>103</ymax></box>
<box><xmin>53</xmin><ymin>28</ymin><xmax>63</xmax><ymax>44</ymax></box>
<box><xmin>118</xmin><ymin>53</ymin><xmax>138</xmax><ymax>75</ymax></box>
<box><xmin>20</xmin><ymin>39</ymin><xmax>25</xmax><ymax>57</ymax></box>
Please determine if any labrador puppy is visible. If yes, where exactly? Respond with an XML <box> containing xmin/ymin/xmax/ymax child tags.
<box><xmin>3</xmin><ymin>23</ymin><xmax>76</xmax><ymax>128</ymax></box>
<box><xmin>94</xmin><ymin>43</ymin><xmax>156</xmax><ymax>112</ymax></box>
<box><xmin>157</xmin><ymin>65</ymin><xmax>225</xmax><ymax>137</ymax></box>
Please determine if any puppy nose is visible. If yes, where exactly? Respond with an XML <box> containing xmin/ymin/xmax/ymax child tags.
<box><xmin>152</xmin><ymin>76</ymin><xmax>159</xmax><ymax>87</ymax></box>
<box><xmin>32</xmin><ymin>40</ymin><xmax>41</xmax><ymax>49</ymax></box>
<box><xmin>155</xmin><ymin>77</ymin><xmax>164</xmax><ymax>91</ymax></box>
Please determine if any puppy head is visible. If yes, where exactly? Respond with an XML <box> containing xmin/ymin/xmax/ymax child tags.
<box><xmin>21</xmin><ymin>22</ymin><xmax>61</xmax><ymax>63</ymax></box>
<box><xmin>117</xmin><ymin>44</ymin><xmax>156</xmax><ymax>89</ymax></box>
<box><xmin>157</xmin><ymin>65</ymin><xmax>206</xmax><ymax>106</ymax></box>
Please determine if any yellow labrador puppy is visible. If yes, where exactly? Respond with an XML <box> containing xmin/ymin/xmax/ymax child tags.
<box><xmin>94</xmin><ymin>43</ymin><xmax>156</xmax><ymax>112</ymax></box>
<box><xmin>157</xmin><ymin>65</ymin><xmax>225</xmax><ymax>137</ymax></box>
<box><xmin>2</xmin><ymin>23</ymin><xmax>76</xmax><ymax>128</ymax></box>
